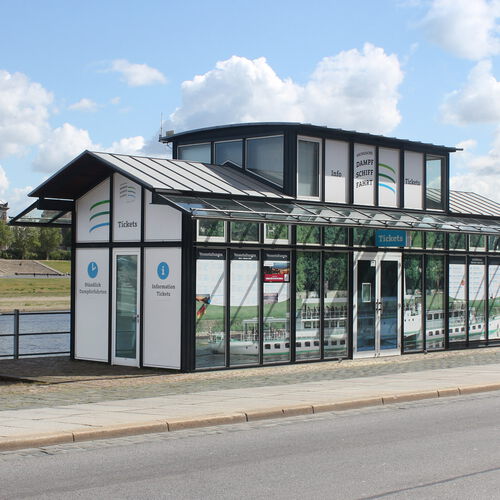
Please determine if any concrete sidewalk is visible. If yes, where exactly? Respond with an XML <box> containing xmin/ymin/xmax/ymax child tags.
<box><xmin>1</xmin><ymin>362</ymin><xmax>500</xmax><ymax>451</ymax></box>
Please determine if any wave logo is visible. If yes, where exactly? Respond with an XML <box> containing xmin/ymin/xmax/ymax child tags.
<box><xmin>378</xmin><ymin>162</ymin><xmax>397</xmax><ymax>194</ymax></box>
<box><xmin>119</xmin><ymin>182</ymin><xmax>136</xmax><ymax>203</ymax></box>
<box><xmin>89</xmin><ymin>199</ymin><xmax>110</xmax><ymax>233</ymax></box>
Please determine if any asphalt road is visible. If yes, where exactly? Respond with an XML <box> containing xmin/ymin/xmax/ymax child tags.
<box><xmin>1</xmin><ymin>392</ymin><xmax>500</xmax><ymax>499</ymax></box>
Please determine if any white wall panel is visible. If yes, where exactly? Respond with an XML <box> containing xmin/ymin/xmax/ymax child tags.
<box><xmin>404</xmin><ymin>151</ymin><xmax>423</xmax><ymax>210</ymax></box>
<box><xmin>143</xmin><ymin>247</ymin><xmax>182</xmax><ymax>369</ymax></box>
<box><xmin>76</xmin><ymin>179</ymin><xmax>110</xmax><ymax>243</ymax></box>
<box><xmin>75</xmin><ymin>248</ymin><xmax>109</xmax><ymax>361</ymax></box>
<box><xmin>378</xmin><ymin>148</ymin><xmax>399</xmax><ymax>208</ymax></box>
<box><xmin>144</xmin><ymin>190</ymin><xmax>182</xmax><ymax>241</ymax></box>
<box><xmin>113</xmin><ymin>173</ymin><xmax>141</xmax><ymax>242</ymax></box>
<box><xmin>353</xmin><ymin>144</ymin><xmax>375</xmax><ymax>206</ymax></box>
<box><xmin>324</xmin><ymin>140</ymin><xmax>349</xmax><ymax>204</ymax></box>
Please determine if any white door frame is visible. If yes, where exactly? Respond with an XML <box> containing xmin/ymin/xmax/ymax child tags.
<box><xmin>353</xmin><ymin>251</ymin><xmax>401</xmax><ymax>358</ymax></box>
<box><xmin>112</xmin><ymin>248</ymin><xmax>141</xmax><ymax>367</ymax></box>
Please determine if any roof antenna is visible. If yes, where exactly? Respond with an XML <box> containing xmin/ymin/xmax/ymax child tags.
<box><xmin>159</xmin><ymin>112</ymin><xmax>163</xmax><ymax>139</ymax></box>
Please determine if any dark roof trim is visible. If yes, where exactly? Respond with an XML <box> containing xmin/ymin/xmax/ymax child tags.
<box><xmin>160</xmin><ymin>122</ymin><xmax>457</xmax><ymax>154</ymax></box>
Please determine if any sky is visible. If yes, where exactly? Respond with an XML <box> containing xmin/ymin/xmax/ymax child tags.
<box><xmin>1</xmin><ymin>0</ymin><xmax>500</xmax><ymax>213</ymax></box>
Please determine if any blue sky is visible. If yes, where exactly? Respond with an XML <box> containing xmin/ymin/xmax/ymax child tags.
<box><xmin>1</xmin><ymin>0</ymin><xmax>500</xmax><ymax>212</ymax></box>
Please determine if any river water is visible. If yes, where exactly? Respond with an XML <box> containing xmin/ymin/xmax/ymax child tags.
<box><xmin>0</xmin><ymin>312</ymin><xmax>70</xmax><ymax>358</ymax></box>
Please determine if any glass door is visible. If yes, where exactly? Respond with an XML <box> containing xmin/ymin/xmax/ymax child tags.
<box><xmin>112</xmin><ymin>249</ymin><xmax>140</xmax><ymax>366</ymax></box>
<box><xmin>354</xmin><ymin>252</ymin><xmax>401</xmax><ymax>357</ymax></box>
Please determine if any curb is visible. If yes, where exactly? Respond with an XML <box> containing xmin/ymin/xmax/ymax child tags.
<box><xmin>1</xmin><ymin>383</ymin><xmax>500</xmax><ymax>452</ymax></box>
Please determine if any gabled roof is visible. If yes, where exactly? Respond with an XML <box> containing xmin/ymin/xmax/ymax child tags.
<box><xmin>449</xmin><ymin>190</ymin><xmax>500</xmax><ymax>217</ymax></box>
<box><xmin>29</xmin><ymin>150</ymin><xmax>291</xmax><ymax>200</ymax></box>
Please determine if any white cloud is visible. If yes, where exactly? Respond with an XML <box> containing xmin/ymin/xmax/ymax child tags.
<box><xmin>108</xmin><ymin>136</ymin><xmax>145</xmax><ymax>154</ymax></box>
<box><xmin>110</xmin><ymin>96</ymin><xmax>121</xmax><ymax>105</ymax></box>
<box><xmin>0</xmin><ymin>165</ymin><xmax>9</xmax><ymax>195</ymax></box>
<box><xmin>421</xmin><ymin>0</ymin><xmax>500</xmax><ymax>60</ymax></box>
<box><xmin>32</xmin><ymin>123</ymin><xmax>97</xmax><ymax>172</ymax></box>
<box><xmin>109</xmin><ymin>59</ymin><xmax>167</xmax><ymax>87</ymax></box>
<box><xmin>441</xmin><ymin>60</ymin><xmax>500</xmax><ymax>124</ymax></box>
<box><xmin>169</xmin><ymin>47</ymin><xmax>404</xmax><ymax>135</ymax></box>
<box><xmin>32</xmin><ymin>122</ymin><xmax>146</xmax><ymax>172</ymax></box>
<box><xmin>0</xmin><ymin>70</ymin><xmax>53</xmax><ymax>158</ymax></box>
<box><xmin>68</xmin><ymin>98</ymin><xmax>98</xmax><ymax>112</ymax></box>
<box><xmin>450</xmin><ymin>129</ymin><xmax>500</xmax><ymax>202</ymax></box>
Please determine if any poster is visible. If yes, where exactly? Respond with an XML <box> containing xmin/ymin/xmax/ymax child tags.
<box><xmin>324</xmin><ymin>139</ymin><xmax>349</xmax><ymax>204</ymax></box>
<box><xmin>353</xmin><ymin>144</ymin><xmax>375</xmax><ymax>206</ymax></box>
<box><xmin>378</xmin><ymin>148</ymin><xmax>399</xmax><ymax>207</ymax></box>
<box><xmin>404</xmin><ymin>151</ymin><xmax>423</xmax><ymax>210</ymax></box>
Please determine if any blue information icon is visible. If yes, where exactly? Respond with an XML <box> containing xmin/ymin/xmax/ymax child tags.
<box><xmin>157</xmin><ymin>262</ymin><xmax>169</xmax><ymax>280</ymax></box>
<box><xmin>87</xmin><ymin>261</ymin><xmax>98</xmax><ymax>279</ymax></box>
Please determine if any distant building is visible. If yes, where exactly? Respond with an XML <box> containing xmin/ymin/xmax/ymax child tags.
<box><xmin>0</xmin><ymin>201</ymin><xmax>8</xmax><ymax>222</ymax></box>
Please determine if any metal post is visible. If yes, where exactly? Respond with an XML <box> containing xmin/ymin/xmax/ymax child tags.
<box><xmin>13</xmin><ymin>309</ymin><xmax>20</xmax><ymax>359</ymax></box>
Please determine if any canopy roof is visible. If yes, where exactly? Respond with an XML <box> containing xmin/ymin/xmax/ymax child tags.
<box><xmin>9</xmin><ymin>150</ymin><xmax>500</xmax><ymax>235</ymax></box>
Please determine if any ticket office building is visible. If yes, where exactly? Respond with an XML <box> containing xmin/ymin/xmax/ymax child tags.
<box><xmin>12</xmin><ymin>123</ymin><xmax>500</xmax><ymax>371</ymax></box>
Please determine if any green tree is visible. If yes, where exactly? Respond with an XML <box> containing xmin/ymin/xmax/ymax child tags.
<box><xmin>39</xmin><ymin>227</ymin><xmax>63</xmax><ymax>259</ymax></box>
<box><xmin>0</xmin><ymin>220</ymin><xmax>12</xmax><ymax>250</ymax></box>
<box><xmin>10</xmin><ymin>227</ymin><xmax>40</xmax><ymax>259</ymax></box>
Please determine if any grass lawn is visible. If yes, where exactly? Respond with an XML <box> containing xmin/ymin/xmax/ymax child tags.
<box><xmin>38</xmin><ymin>260</ymin><xmax>71</xmax><ymax>274</ymax></box>
<box><xmin>0</xmin><ymin>278</ymin><xmax>70</xmax><ymax>297</ymax></box>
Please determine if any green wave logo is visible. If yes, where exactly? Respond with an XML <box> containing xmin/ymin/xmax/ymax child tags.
<box><xmin>378</xmin><ymin>163</ymin><xmax>396</xmax><ymax>194</ymax></box>
<box><xmin>89</xmin><ymin>199</ymin><xmax>110</xmax><ymax>233</ymax></box>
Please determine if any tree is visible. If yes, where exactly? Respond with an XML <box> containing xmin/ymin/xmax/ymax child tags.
<box><xmin>39</xmin><ymin>227</ymin><xmax>62</xmax><ymax>259</ymax></box>
<box><xmin>10</xmin><ymin>227</ymin><xmax>40</xmax><ymax>259</ymax></box>
<box><xmin>0</xmin><ymin>220</ymin><xmax>12</xmax><ymax>250</ymax></box>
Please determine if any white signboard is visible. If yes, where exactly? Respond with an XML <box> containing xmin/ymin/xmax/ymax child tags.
<box><xmin>75</xmin><ymin>248</ymin><xmax>109</xmax><ymax>361</ymax></box>
<box><xmin>324</xmin><ymin>140</ymin><xmax>349</xmax><ymax>204</ymax></box>
<box><xmin>76</xmin><ymin>179</ymin><xmax>110</xmax><ymax>243</ymax></box>
<box><xmin>404</xmin><ymin>151</ymin><xmax>423</xmax><ymax>210</ymax></box>
<box><xmin>143</xmin><ymin>247</ymin><xmax>182</xmax><ymax>369</ymax></box>
<box><xmin>353</xmin><ymin>144</ymin><xmax>375</xmax><ymax>206</ymax></box>
<box><xmin>113</xmin><ymin>173</ymin><xmax>141</xmax><ymax>242</ymax></box>
<box><xmin>378</xmin><ymin>148</ymin><xmax>399</xmax><ymax>207</ymax></box>
<box><xmin>144</xmin><ymin>190</ymin><xmax>182</xmax><ymax>241</ymax></box>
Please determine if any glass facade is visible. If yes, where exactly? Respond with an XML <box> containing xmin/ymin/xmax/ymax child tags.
<box><xmin>404</xmin><ymin>255</ymin><xmax>423</xmax><ymax>352</ymax></box>
<box><xmin>195</xmin><ymin>250</ymin><xmax>226</xmax><ymax>369</ymax></box>
<box><xmin>324</xmin><ymin>253</ymin><xmax>348</xmax><ymax>358</ymax></box>
<box><xmin>297</xmin><ymin>138</ymin><xmax>320</xmax><ymax>198</ymax></box>
<box><xmin>425</xmin><ymin>255</ymin><xmax>445</xmax><ymax>350</ymax></box>
<box><xmin>246</xmin><ymin>136</ymin><xmax>284</xmax><ymax>186</ymax></box>
<box><xmin>426</xmin><ymin>155</ymin><xmax>444</xmax><ymax>210</ymax></box>
<box><xmin>448</xmin><ymin>257</ymin><xmax>467</xmax><ymax>345</ymax></box>
<box><xmin>295</xmin><ymin>252</ymin><xmax>321</xmax><ymax>360</ymax></box>
<box><xmin>192</xmin><ymin>222</ymin><xmax>500</xmax><ymax>369</ymax></box>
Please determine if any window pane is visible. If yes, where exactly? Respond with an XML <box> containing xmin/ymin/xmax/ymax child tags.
<box><xmin>197</xmin><ymin>220</ymin><xmax>225</xmax><ymax>242</ymax></box>
<box><xmin>247</xmin><ymin>136</ymin><xmax>284</xmax><ymax>186</ymax></box>
<box><xmin>426</xmin><ymin>231</ymin><xmax>444</xmax><ymax>250</ymax></box>
<box><xmin>230</xmin><ymin>251</ymin><xmax>259</xmax><ymax>366</ymax></box>
<box><xmin>449</xmin><ymin>233</ymin><xmax>466</xmax><ymax>251</ymax></box>
<box><xmin>297</xmin><ymin>139</ymin><xmax>320</xmax><ymax>197</ymax></box>
<box><xmin>426</xmin><ymin>155</ymin><xmax>444</xmax><ymax>210</ymax></box>
<box><xmin>195</xmin><ymin>251</ymin><xmax>226</xmax><ymax>369</ymax></box>
<box><xmin>404</xmin><ymin>255</ymin><xmax>423</xmax><ymax>352</ymax></box>
<box><xmin>469</xmin><ymin>258</ymin><xmax>486</xmax><ymax>341</ymax></box>
<box><xmin>353</xmin><ymin>228</ymin><xmax>375</xmax><ymax>246</ymax></box>
<box><xmin>264</xmin><ymin>223</ymin><xmax>289</xmax><ymax>243</ymax></box>
<box><xmin>230</xmin><ymin>222</ymin><xmax>259</xmax><ymax>243</ymax></box>
<box><xmin>425</xmin><ymin>255</ymin><xmax>444</xmax><ymax>351</ymax></box>
<box><xmin>296</xmin><ymin>252</ymin><xmax>321</xmax><ymax>360</ymax></box>
<box><xmin>215</xmin><ymin>140</ymin><xmax>243</xmax><ymax>167</ymax></box>
<box><xmin>324</xmin><ymin>226</ymin><xmax>348</xmax><ymax>246</ymax></box>
<box><xmin>448</xmin><ymin>258</ymin><xmax>466</xmax><ymax>345</ymax></box>
<box><xmin>469</xmin><ymin>234</ymin><xmax>486</xmax><ymax>251</ymax></box>
<box><xmin>488</xmin><ymin>235</ymin><xmax>500</xmax><ymax>252</ymax></box>
<box><xmin>296</xmin><ymin>225</ymin><xmax>320</xmax><ymax>245</ymax></box>
<box><xmin>178</xmin><ymin>143</ymin><xmax>211</xmax><ymax>163</ymax></box>
<box><xmin>263</xmin><ymin>252</ymin><xmax>290</xmax><ymax>363</ymax></box>
<box><xmin>408</xmin><ymin>231</ymin><xmax>423</xmax><ymax>249</ymax></box>
<box><xmin>324</xmin><ymin>253</ymin><xmax>348</xmax><ymax>358</ymax></box>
